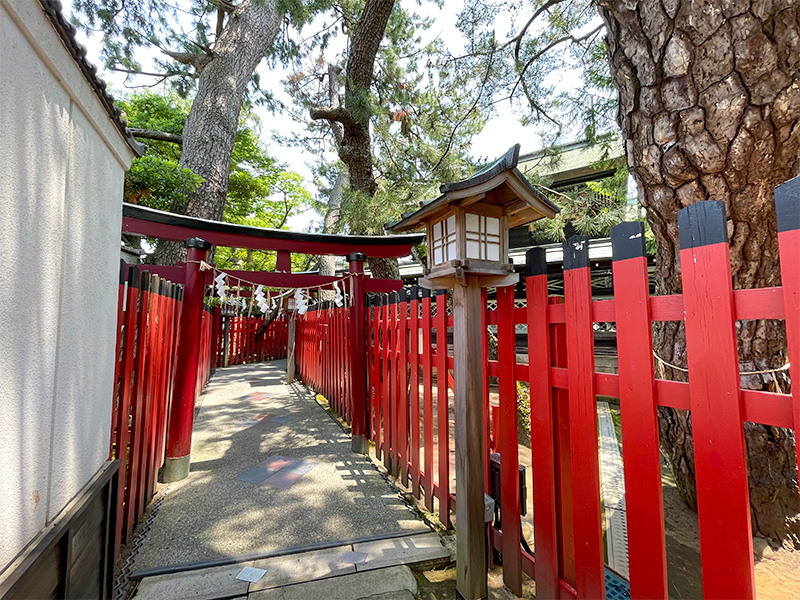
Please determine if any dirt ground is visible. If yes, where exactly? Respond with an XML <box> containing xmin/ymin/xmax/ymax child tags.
<box><xmin>415</xmin><ymin>565</ymin><xmax>536</xmax><ymax>600</ymax></box>
<box><xmin>661</xmin><ymin>461</ymin><xmax>800</xmax><ymax>600</ymax></box>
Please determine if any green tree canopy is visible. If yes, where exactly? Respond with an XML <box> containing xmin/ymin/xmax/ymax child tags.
<box><xmin>119</xmin><ymin>90</ymin><xmax>313</xmax><ymax>269</ymax></box>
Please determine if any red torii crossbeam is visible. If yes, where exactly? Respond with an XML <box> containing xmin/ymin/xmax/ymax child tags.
<box><xmin>122</xmin><ymin>203</ymin><xmax>422</xmax><ymax>258</ymax></box>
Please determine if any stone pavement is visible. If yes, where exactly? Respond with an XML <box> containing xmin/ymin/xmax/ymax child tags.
<box><xmin>133</xmin><ymin>533</ymin><xmax>448</xmax><ymax>600</ymax></box>
<box><xmin>132</xmin><ymin>360</ymin><xmax>433</xmax><ymax>573</ymax></box>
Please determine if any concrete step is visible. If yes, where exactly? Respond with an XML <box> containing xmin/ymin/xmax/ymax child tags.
<box><xmin>249</xmin><ymin>565</ymin><xmax>417</xmax><ymax>600</ymax></box>
<box><xmin>133</xmin><ymin>532</ymin><xmax>449</xmax><ymax>600</ymax></box>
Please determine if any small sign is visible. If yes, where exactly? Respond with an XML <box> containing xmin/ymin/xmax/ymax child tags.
<box><xmin>235</xmin><ymin>566</ymin><xmax>267</xmax><ymax>583</ymax></box>
<box><xmin>340</xmin><ymin>551</ymin><xmax>368</xmax><ymax>565</ymax></box>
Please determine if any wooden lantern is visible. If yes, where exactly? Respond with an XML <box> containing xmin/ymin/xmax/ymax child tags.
<box><xmin>388</xmin><ymin>144</ymin><xmax>558</xmax><ymax>288</ymax></box>
<box><xmin>387</xmin><ymin>144</ymin><xmax>558</xmax><ymax>600</ymax></box>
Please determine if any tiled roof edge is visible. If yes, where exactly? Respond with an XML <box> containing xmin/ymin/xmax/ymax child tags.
<box><xmin>40</xmin><ymin>0</ymin><xmax>144</xmax><ymax>157</ymax></box>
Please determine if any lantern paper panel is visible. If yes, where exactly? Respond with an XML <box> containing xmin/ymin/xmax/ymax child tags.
<box><xmin>465</xmin><ymin>213</ymin><xmax>501</xmax><ymax>261</ymax></box>
<box><xmin>432</xmin><ymin>213</ymin><xmax>457</xmax><ymax>265</ymax></box>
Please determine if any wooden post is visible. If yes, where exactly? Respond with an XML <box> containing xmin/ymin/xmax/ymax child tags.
<box><xmin>678</xmin><ymin>201</ymin><xmax>755</xmax><ymax>599</ymax></box>
<box><xmin>562</xmin><ymin>235</ymin><xmax>605</xmax><ymax>600</ymax></box>
<box><xmin>348</xmin><ymin>252</ymin><xmax>369</xmax><ymax>454</ymax></box>
<box><xmin>611</xmin><ymin>222</ymin><xmax>668</xmax><ymax>600</ymax></box>
<box><xmin>496</xmin><ymin>284</ymin><xmax>521</xmax><ymax>595</ymax></box>
<box><xmin>222</xmin><ymin>312</ymin><xmax>231</xmax><ymax>368</ymax></box>
<box><xmin>421</xmin><ymin>289</ymin><xmax>435</xmax><ymax>510</ymax></box>
<box><xmin>435</xmin><ymin>289</ymin><xmax>451</xmax><ymax>528</ymax></box>
<box><xmin>286</xmin><ymin>314</ymin><xmax>297</xmax><ymax>383</ymax></box>
<box><xmin>164</xmin><ymin>237</ymin><xmax>212</xmax><ymax>483</ymax></box>
<box><xmin>453</xmin><ymin>279</ymin><xmax>487</xmax><ymax>600</ymax></box>
<box><xmin>775</xmin><ymin>177</ymin><xmax>800</xmax><ymax>508</ymax></box>
<box><xmin>525</xmin><ymin>248</ymin><xmax>559</xmax><ymax>600</ymax></box>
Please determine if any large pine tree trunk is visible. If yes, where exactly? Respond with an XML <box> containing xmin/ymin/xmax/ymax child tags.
<box><xmin>310</xmin><ymin>0</ymin><xmax>400</xmax><ymax>281</ymax></box>
<box><xmin>153</xmin><ymin>0</ymin><xmax>283</xmax><ymax>265</ymax></box>
<box><xmin>318</xmin><ymin>170</ymin><xmax>346</xmax><ymax>300</ymax></box>
<box><xmin>597</xmin><ymin>0</ymin><xmax>800</xmax><ymax>546</ymax></box>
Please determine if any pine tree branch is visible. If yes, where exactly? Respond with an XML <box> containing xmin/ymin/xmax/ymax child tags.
<box><xmin>128</xmin><ymin>127</ymin><xmax>183</xmax><ymax>145</ymax></box>
<box><xmin>504</xmin><ymin>0</ymin><xmax>570</xmax><ymax>61</ymax></box>
<box><xmin>129</xmin><ymin>128</ymin><xmax>183</xmax><ymax>144</ymax></box>
<box><xmin>163</xmin><ymin>50</ymin><xmax>213</xmax><ymax>70</ymax></box>
<box><xmin>309</xmin><ymin>105</ymin><xmax>359</xmax><ymax>128</ymax></box>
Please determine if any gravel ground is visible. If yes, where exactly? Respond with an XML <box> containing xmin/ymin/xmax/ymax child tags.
<box><xmin>133</xmin><ymin>360</ymin><xmax>425</xmax><ymax>571</ymax></box>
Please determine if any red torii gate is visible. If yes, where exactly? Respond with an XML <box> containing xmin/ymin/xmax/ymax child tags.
<box><xmin>122</xmin><ymin>203</ymin><xmax>423</xmax><ymax>482</ymax></box>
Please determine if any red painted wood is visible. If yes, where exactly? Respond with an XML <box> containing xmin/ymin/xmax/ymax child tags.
<box><xmin>563</xmin><ymin>262</ymin><xmax>604</xmax><ymax>599</ymax></box>
<box><xmin>212</xmin><ymin>306</ymin><xmax>221</xmax><ymax>367</ymax></box>
<box><xmin>435</xmin><ymin>292</ymin><xmax>451</xmax><ymax>528</ymax></box>
<box><xmin>390</xmin><ymin>297</ymin><xmax>400</xmax><ymax>473</ymax></box>
<box><xmin>778</xmin><ymin>227</ymin><xmax>800</xmax><ymax>491</ymax></box>
<box><xmin>369</xmin><ymin>303</ymin><xmax>380</xmax><ymax>448</ymax></box>
<box><xmin>167</xmin><ymin>243</ymin><xmax>211</xmax><ymax>466</ymax></box>
<box><xmin>399</xmin><ymin>295</ymin><xmax>410</xmax><ymax>486</ymax></box>
<box><xmin>550</xmin><ymin>303</ymin><xmax>576</xmax><ymax>589</ymax></box>
<box><xmin>409</xmin><ymin>291</ymin><xmax>421</xmax><ymax>496</ymax></box>
<box><xmin>549</xmin><ymin>287</ymin><xmax>786</xmax><ymax>326</ymax></box>
<box><xmin>123</xmin><ymin>215</ymin><xmax>420</xmax><ymax>258</ymax></box>
<box><xmin>526</xmin><ymin>272</ymin><xmax>559</xmax><ymax>600</ymax></box>
<box><xmin>382</xmin><ymin>298</ymin><xmax>392</xmax><ymax>470</ymax></box>
<box><xmin>543</xmin><ymin>366</ymin><xmax>794</xmax><ymax>429</ymax></box>
<box><xmin>143</xmin><ymin>281</ymin><xmax>163</xmax><ymax>502</ymax></box>
<box><xmin>276</xmin><ymin>250</ymin><xmax>291</xmax><ymax>272</ymax></box>
<box><xmin>114</xmin><ymin>266</ymin><xmax>139</xmax><ymax>549</ymax></box>
<box><xmin>491</xmin><ymin>404</ymin><xmax>500</xmax><ymax>451</ymax></box>
<box><xmin>681</xmin><ymin>241</ymin><xmax>755</xmax><ymax>600</ymax></box>
<box><xmin>481</xmin><ymin>288</ymin><xmax>491</xmax><ymax>493</ymax></box>
<box><xmin>497</xmin><ymin>285</ymin><xmax>521</xmax><ymax>595</ymax></box>
<box><xmin>125</xmin><ymin>271</ymin><xmax>151</xmax><ymax>533</ymax></box>
<box><xmin>137</xmin><ymin>277</ymin><xmax>158</xmax><ymax>517</ymax></box>
<box><xmin>110</xmin><ymin>263</ymin><xmax>127</xmax><ymax>461</ymax></box>
<box><xmin>421</xmin><ymin>292</ymin><xmax>435</xmax><ymax>511</ymax></box>
<box><xmin>155</xmin><ymin>285</ymin><xmax>177</xmax><ymax>478</ymax></box>
<box><xmin>612</xmin><ymin>255</ymin><xmax>668</xmax><ymax>600</ymax></box>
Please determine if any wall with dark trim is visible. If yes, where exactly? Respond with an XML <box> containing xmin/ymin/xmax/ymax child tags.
<box><xmin>0</xmin><ymin>0</ymin><xmax>136</xmax><ymax>574</ymax></box>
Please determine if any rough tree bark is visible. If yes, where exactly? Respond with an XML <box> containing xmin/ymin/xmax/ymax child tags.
<box><xmin>154</xmin><ymin>0</ymin><xmax>283</xmax><ymax>265</ymax></box>
<box><xmin>310</xmin><ymin>0</ymin><xmax>401</xmax><ymax>280</ymax></box>
<box><xmin>597</xmin><ymin>0</ymin><xmax>800</xmax><ymax>546</ymax></box>
<box><xmin>317</xmin><ymin>171</ymin><xmax>346</xmax><ymax>300</ymax></box>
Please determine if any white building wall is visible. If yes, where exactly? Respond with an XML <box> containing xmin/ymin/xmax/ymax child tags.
<box><xmin>0</xmin><ymin>0</ymin><xmax>134</xmax><ymax>572</ymax></box>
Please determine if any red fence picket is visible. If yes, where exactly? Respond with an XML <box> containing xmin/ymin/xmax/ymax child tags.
<box><xmin>563</xmin><ymin>236</ymin><xmax>605</xmax><ymax>599</ymax></box>
<box><xmin>295</xmin><ymin>302</ymin><xmax>352</xmax><ymax>421</ymax></box>
<box><xmin>434</xmin><ymin>290</ymin><xmax>451</xmax><ymax>528</ymax></box>
<box><xmin>210</xmin><ymin>311</ymin><xmax>288</xmax><ymax>368</ymax></box>
<box><xmin>291</xmin><ymin>190</ymin><xmax>799</xmax><ymax>600</ymax></box>
<box><xmin>610</xmin><ymin>223</ymin><xmax>667</xmax><ymax>600</ymax></box>
<box><xmin>680</xmin><ymin>201</ymin><xmax>755</xmax><ymax>599</ymax></box>
<box><xmin>109</xmin><ymin>265</ymin><xmax>220</xmax><ymax>554</ymax></box>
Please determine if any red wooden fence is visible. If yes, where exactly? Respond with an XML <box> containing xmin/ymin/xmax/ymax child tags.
<box><xmin>295</xmin><ymin>195</ymin><xmax>800</xmax><ymax>600</ymax></box>
<box><xmin>109</xmin><ymin>264</ymin><xmax>217</xmax><ymax>554</ymax></box>
<box><xmin>209</xmin><ymin>309</ymin><xmax>288</xmax><ymax>369</ymax></box>
<box><xmin>295</xmin><ymin>302</ymin><xmax>352</xmax><ymax>423</ymax></box>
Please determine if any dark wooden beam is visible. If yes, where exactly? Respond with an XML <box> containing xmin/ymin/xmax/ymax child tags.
<box><xmin>122</xmin><ymin>204</ymin><xmax>423</xmax><ymax>258</ymax></box>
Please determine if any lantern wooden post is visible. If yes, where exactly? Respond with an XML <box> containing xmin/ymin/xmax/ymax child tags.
<box><xmin>386</xmin><ymin>144</ymin><xmax>559</xmax><ymax>600</ymax></box>
<box><xmin>453</xmin><ymin>279</ymin><xmax>488</xmax><ymax>600</ymax></box>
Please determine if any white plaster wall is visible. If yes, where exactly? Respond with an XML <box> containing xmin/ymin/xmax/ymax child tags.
<box><xmin>0</xmin><ymin>0</ymin><xmax>134</xmax><ymax>572</ymax></box>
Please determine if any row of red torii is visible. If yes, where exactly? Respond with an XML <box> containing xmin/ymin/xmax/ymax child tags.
<box><xmin>122</xmin><ymin>201</ymin><xmax>425</xmax><ymax>484</ymax></box>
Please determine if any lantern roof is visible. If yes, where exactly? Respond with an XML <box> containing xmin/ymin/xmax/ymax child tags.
<box><xmin>386</xmin><ymin>144</ymin><xmax>559</xmax><ymax>233</ymax></box>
